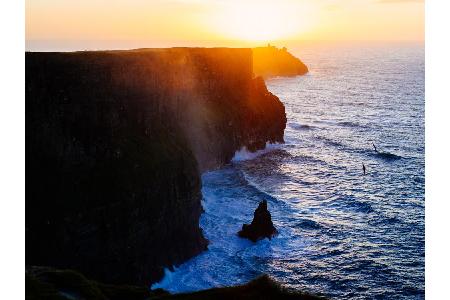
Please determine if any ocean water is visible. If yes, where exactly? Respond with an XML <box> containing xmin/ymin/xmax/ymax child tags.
<box><xmin>152</xmin><ymin>43</ymin><xmax>425</xmax><ymax>299</ymax></box>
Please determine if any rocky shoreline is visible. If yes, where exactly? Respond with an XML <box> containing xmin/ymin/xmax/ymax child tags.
<box><xmin>27</xmin><ymin>266</ymin><xmax>325</xmax><ymax>300</ymax></box>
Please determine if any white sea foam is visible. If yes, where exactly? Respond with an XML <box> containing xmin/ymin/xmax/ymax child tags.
<box><xmin>231</xmin><ymin>142</ymin><xmax>282</xmax><ymax>162</ymax></box>
<box><xmin>151</xmin><ymin>267</ymin><xmax>176</xmax><ymax>290</ymax></box>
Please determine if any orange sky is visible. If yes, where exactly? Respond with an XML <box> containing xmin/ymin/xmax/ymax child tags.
<box><xmin>26</xmin><ymin>0</ymin><xmax>424</xmax><ymax>50</ymax></box>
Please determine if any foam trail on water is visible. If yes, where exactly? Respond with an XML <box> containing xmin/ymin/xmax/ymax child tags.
<box><xmin>151</xmin><ymin>267</ymin><xmax>176</xmax><ymax>290</ymax></box>
<box><xmin>232</xmin><ymin>142</ymin><xmax>282</xmax><ymax>162</ymax></box>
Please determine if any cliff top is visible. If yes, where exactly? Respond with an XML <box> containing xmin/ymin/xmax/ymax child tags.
<box><xmin>27</xmin><ymin>47</ymin><xmax>252</xmax><ymax>54</ymax></box>
<box><xmin>27</xmin><ymin>46</ymin><xmax>308</xmax><ymax>79</ymax></box>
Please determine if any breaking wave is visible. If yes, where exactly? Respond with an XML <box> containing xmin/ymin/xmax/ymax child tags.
<box><xmin>232</xmin><ymin>142</ymin><xmax>282</xmax><ymax>162</ymax></box>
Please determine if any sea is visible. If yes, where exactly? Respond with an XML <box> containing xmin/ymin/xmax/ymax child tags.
<box><xmin>152</xmin><ymin>43</ymin><xmax>425</xmax><ymax>300</ymax></box>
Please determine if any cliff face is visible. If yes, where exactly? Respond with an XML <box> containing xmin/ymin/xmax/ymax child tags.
<box><xmin>253</xmin><ymin>46</ymin><xmax>308</xmax><ymax>78</ymax></box>
<box><xmin>26</xmin><ymin>48</ymin><xmax>286</xmax><ymax>285</ymax></box>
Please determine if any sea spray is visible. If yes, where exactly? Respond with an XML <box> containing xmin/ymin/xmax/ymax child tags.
<box><xmin>151</xmin><ymin>267</ymin><xmax>177</xmax><ymax>290</ymax></box>
<box><xmin>232</xmin><ymin>142</ymin><xmax>282</xmax><ymax>162</ymax></box>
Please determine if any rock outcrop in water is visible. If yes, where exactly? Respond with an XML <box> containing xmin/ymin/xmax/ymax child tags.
<box><xmin>253</xmin><ymin>45</ymin><xmax>308</xmax><ymax>78</ymax></box>
<box><xmin>238</xmin><ymin>200</ymin><xmax>277</xmax><ymax>242</ymax></box>
<box><xmin>26</xmin><ymin>48</ymin><xmax>286</xmax><ymax>285</ymax></box>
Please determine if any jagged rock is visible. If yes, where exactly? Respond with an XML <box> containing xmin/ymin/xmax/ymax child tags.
<box><xmin>238</xmin><ymin>200</ymin><xmax>277</xmax><ymax>242</ymax></box>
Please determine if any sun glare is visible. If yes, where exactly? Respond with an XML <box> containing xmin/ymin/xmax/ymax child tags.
<box><xmin>212</xmin><ymin>0</ymin><xmax>314</xmax><ymax>42</ymax></box>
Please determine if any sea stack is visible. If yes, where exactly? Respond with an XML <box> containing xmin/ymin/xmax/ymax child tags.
<box><xmin>238</xmin><ymin>200</ymin><xmax>277</xmax><ymax>242</ymax></box>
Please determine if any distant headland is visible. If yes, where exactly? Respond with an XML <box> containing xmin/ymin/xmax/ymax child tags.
<box><xmin>253</xmin><ymin>45</ymin><xmax>308</xmax><ymax>78</ymax></box>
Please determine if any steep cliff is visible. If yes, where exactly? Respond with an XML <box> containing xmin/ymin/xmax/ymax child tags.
<box><xmin>253</xmin><ymin>46</ymin><xmax>308</xmax><ymax>78</ymax></box>
<box><xmin>26</xmin><ymin>48</ymin><xmax>286</xmax><ymax>285</ymax></box>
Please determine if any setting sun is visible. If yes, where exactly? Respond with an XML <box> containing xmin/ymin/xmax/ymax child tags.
<box><xmin>26</xmin><ymin>0</ymin><xmax>423</xmax><ymax>50</ymax></box>
<box><xmin>211</xmin><ymin>0</ymin><xmax>315</xmax><ymax>42</ymax></box>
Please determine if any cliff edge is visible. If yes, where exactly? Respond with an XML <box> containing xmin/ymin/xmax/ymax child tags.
<box><xmin>26</xmin><ymin>48</ymin><xmax>286</xmax><ymax>285</ymax></box>
<box><xmin>253</xmin><ymin>46</ymin><xmax>308</xmax><ymax>78</ymax></box>
<box><xmin>26</xmin><ymin>266</ymin><xmax>325</xmax><ymax>300</ymax></box>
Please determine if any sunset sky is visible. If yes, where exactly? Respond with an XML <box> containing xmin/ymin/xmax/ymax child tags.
<box><xmin>26</xmin><ymin>0</ymin><xmax>424</xmax><ymax>50</ymax></box>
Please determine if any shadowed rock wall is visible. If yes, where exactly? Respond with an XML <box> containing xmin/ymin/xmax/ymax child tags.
<box><xmin>26</xmin><ymin>48</ymin><xmax>286</xmax><ymax>285</ymax></box>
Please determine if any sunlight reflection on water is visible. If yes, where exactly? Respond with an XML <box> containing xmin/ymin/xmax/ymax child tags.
<box><xmin>152</xmin><ymin>44</ymin><xmax>424</xmax><ymax>300</ymax></box>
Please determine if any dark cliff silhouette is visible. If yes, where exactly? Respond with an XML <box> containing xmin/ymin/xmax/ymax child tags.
<box><xmin>26</xmin><ymin>48</ymin><xmax>286</xmax><ymax>285</ymax></box>
<box><xmin>26</xmin><ymin>266</ymin><xmax>325</xmax><ymax>300</ymax></box>
<box><xmin>253</xmin><ymin>45</ymin><xmax>308</xmax><ymax>78</ymax></box>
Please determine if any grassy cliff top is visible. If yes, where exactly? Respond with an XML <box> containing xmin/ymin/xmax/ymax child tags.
<box><xmin>26</xmin><ymin>46</ymin><xmax>307</xmax><ymax>80</ymax></box>
<box><xmin>26</xmin><ymin>267</ymin><xmax>325</xmax><ymax>300</ymax></box>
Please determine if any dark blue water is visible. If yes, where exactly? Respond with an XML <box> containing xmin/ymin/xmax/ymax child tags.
<box><xmin>152</xmin><ymin>43</ymin><xmax>425</xmax><ymax>299</ymax></box>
